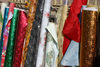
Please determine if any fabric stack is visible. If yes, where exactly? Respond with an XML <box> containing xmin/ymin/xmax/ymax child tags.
<box><xmin>0</xmin><ymin>0</ymin><xmax>99</xmax><ymax>67</ymax></box>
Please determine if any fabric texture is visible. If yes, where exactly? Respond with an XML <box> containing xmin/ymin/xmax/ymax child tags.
<box><xmin>63</xmin><ymin>0</ymin><xmax>87</xmax><ymax>55</ymax></box>
<box><xmin>45</xmin><ymin>22</ymin><xmax>59</xmax><ymax>67</ymax></box>
<box><xmin>24</xmin><ymin>0</ymin><xmax>45</xmax><ymax>67</ymax></box>
<box><xmin>36</xmin><ymin>0</ymin><xmax>51</xmax><ymax>67</ymax></box>
<box><xmin>61</xmin><ymin>40</ymin><xmax>79</xmax><ymax>66</ymax></box>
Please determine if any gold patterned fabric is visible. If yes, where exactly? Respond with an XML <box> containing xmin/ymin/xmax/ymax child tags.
<box><xmin>80</xmin><ymin>8</ymin><xmax>98</xmax><ymax>67</ymax></box>
<box><xmin>21</xmin><ymin>0</ymin><xmax>38</xmax><ymax>67</ymax></box>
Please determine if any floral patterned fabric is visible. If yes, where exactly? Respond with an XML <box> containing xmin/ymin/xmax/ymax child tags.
<box><xmin>45</xmin><ymin>22</ymin><xmax>59</xmax><ymax>67</ymax></box>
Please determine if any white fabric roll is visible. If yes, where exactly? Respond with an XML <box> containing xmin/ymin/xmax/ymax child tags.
<box><xmin>36</xmin><ymin>0</ymin><xmax>52</xmax><ymax>67</ymax></box>
<box><xmin>1</xmin><ymin>3</ymin><xmax>8</xmax><ymax>18</ymax></box>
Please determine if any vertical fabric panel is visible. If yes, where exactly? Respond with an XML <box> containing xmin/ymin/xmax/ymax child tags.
<box><xmin>21</xmin><ymin>0</ymin><xmax>38</xmax><ymax>67</ymax></box>
<box><xmin>4</xmin><ymin>9</ymin><xmax>19</xmax><ymax>67</ymax></box>
<box><xmin>80</xmin><ymin>8</ymin><xmax>98</xmax><ymax>67</ymax></box>
<box><xmin>24</xmin><ymin>0</ymin><xmax>45</xmax><ymax>67</ymax></box>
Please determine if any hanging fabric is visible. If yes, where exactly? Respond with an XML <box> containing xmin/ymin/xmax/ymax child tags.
<box><xmin>12</xmin><ymin>10</ymin><xmax>27</xmax><ymax>67</ymax></box>
<box><xmin>24</xmin><ymin>0</ymin><xmax>45</xmax><ymax>67</ymax></box>
<box><xmin>80</xmin><ymin>7</ymin><xmax>98</xmax><ymax>67</ymax></box>
<box><xmin>0</xmin><ymin>3</ymin><xmax>8</xmax><ymax>64</ymax></box>
<box><xmin>0</xmin><ymin>8</ymin><xmax>9</xmax><ymax>66</ymax></box>
<box><xmin>61</xmin><ymin>40</ymin><xmax>79</xmax><ymax>66</ymax></box>
<box><xmin>36</xmin><ymin>0</ymin><xmax>51</xmax><ymax>67</ymax></box>
<box><xmin>56</xmin><ymin>6</ymin><xmax>63</xmax><ymax>67</ymax></box>
<box><xmin>45</xmin><ymin>22</ymin><xmax>59</xmax><ymax>67</ymax></box>
<box><xmin>4</xmin><ymin>8</ymin><xmax>19</xmax><ymax>67</ymax></box>
<box><xmin>0</xmin><ymin>12</ymin><xmax>3</xmax><ymax>42</ymax></box>
<box><xmin>0</xmin><ymin>11</ymin><xmax>3</xmax><ymax>66</ymax></box>
<box><xmin>56</xmin><ymin>0</ymin><xmax>68</xmax><ymax>67</ymax></box>
<box><xmin>1</xmin><ymin>3</ymin><xmax>8</xmax><ymax>19</ymax></box>
<box><xmin>62</xmin><ymin>0</ymin><xmax>87</xmax><ymax>55</ymax></box>
<box><xmin>61</xmin><ymin>5</ymin><xmax>87</xmax><ymax>67</ymax></box>
<box><xmin>21</xmin><ymin>0</ymin><xmax>38</xmax><ymax>67</ymax></box>
<box><xmin>0</xmin><ymin>3</ymin><xmax>15</xmax><ymax>67</ymax></box>
<box><xmin>95</xmin><ymin>7</ymin><xmax>100</xmax><ymax>67</ymax></box>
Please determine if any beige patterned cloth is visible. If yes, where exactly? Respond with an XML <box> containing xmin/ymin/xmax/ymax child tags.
<box><xmin>45</xmin><ymin>22</ymin><xmax>59</xmax><ymax>67</ymax></box>
<box><xmin>56</xmin><ymin>2</ymin><xmax>68</xmax><ymax>67</ymax></box>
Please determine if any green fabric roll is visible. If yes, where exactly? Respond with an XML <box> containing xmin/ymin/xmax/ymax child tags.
<box><xmin>4</xmin><ymin>9</ymin><xmax>19</xmax><ymax>67</ymax></box>
<box><xmin>0</xmin><ymin>11</ymin><xmax>3</xmax><ymax>40</ymax></box>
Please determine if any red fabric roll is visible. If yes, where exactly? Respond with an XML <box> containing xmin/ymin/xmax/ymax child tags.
<box><xmin>12</xmin><ymin>11</ymin><xmax>27</xmax><ymax>67</ymax></box>
<box><xmin>63</xmin><ymin>0</ymin><xmax>87</xmax><ymax>55</ymax></box>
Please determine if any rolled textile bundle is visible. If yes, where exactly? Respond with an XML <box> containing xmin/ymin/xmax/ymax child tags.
<box><xmin>57</xmin><ymin>0</ymin><xmax>68</xmax><ymax>67</ymax></box>
<box><xmin>21</xmin><ymin>0</ymin><xmax>38</xmax><ymax>67</ymax></box>
<box><xmin>80</xmin><ymin>7</ymin><xmax>98</xmax><ymax>67</ymax></box>
<box><xmin>36</xmin><ymin>0</ymin><xmax>52</xmax><ymax>67</ymax></box>
<box><xmin>0</xmin><ymin>8</ymin><xmax>9</xmax><ymax>66</ymax></box>
<box><xmin>12</xmin><ymin>10</ymin><xmax>27</xmax><ymax>67</ymax></box>
<box><xmin>95</xmin><ymin>7</ymin><xmax>100</xmax><ymax>67</ymax></box>
<box><xmin>1</xmin><ymin>3</ymin><xmax>15</xmax><ymax>67</ymax></box>
<box><xmin>0</xmin><ymin>12</ymin><xmax>3</xmax><ymax>41</ymax></box>
<box><xmin>4</xmin><ymin>8</ymin><xmax>19</xmax><ymax>67</ymax></box>
<box><xmin>0</xmin><ymin>11</ymin><xmax>3</xmax><ymax>66</ymax></box>
<box><xmin>2</xmin><ymin>2</ymin><xmax>15</xmax><ymax>62</ymax></box>
<box><xmin>24</xmin><ymin>0</ymin><xmax>45</xmax><ymax>67</ymax></box>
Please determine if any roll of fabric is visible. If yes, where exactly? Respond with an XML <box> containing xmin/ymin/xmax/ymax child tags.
<box><xmin>0</xmin><ymin>8</ymin><xmax>9</xmax><ymax>66</ymax></box>
<box><xmin>0</xmin><ymin>12</ymin><xmax>3</xmax><ymax>42</ymax></box>
<box><xmin>36</xmin><ymin>0</ymin><xmax>51</xmax><ymax>67</ymax></box>
<box><xmin>12</xmin><ymin>10</ymin><xmax>27</xmax><ymax>67</ymax></box>
<box><xmin>21</xmin><ymin>0</ymin><xmax>38</xmax><ymax>67</ymax></box>
<box><xmin>0</xmin><ymin>11</ymin><xmax>3</xmax><ymax>66</ymax></box>
<box><xmin>80</xmin><ymin>7</ymin><xmax>98</xmax><ymax>67</ymax></box>
<box><xmin>57</xmin><ymin>0</ymin><xmax>68</xmax><ymax>67</ymax></box>
<box><xmin>3</xmin><ymin>3</ymin><xmax>15</xmax><ymax>53</ymax></box>
<box><xmin>56</xmin><ymin>6</ymin><xmax>63</xmax><ymax>67</ymax></box>
<box><xmin>95</xmin><ymin>7</ymin><xmax>100</xmax><ymax>67</ymax></box>
<box><xmin>4</xmin><ymin>8</ymin><xmax>19</xmax><ymax>67</ymax></box>
<box><xmin>1</xmin><ymin>3</ymin><xmax>15</xmax><ymax>67</ymax></box>
<box><xmin>24</xmin><ymin>0</ymin><xmax>45</xmax><ymax>67</ymax></box>
<box><xmin>0</xmin><ymin>12</ymin><xmax>3</xmax><ymax>65</ymax></box>
<box><xmin>45</xmin><ymin>22</ymin><xmax>59</xmax><ymax>67</ymax></box>
<box><xmin>1</xmin><ymin>3</ymin><xmax>8</xmax><ymax>18</ymax></box>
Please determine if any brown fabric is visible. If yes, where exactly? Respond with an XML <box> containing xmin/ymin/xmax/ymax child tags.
<box><xmin>95</xmin><ymin>9</ymin><xmax>100</xmax><ymax>67</ymax></box>
<box><xmin>80</xmin><ymin>9</ymin><xmax>97</xmax><ymax>67</ymax></box>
